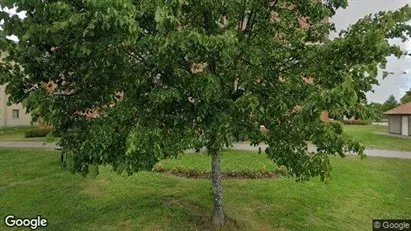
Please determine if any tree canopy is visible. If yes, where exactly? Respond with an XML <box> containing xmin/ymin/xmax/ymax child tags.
<box><xmin>383</xmin><ymin>94</ymin><xmax>400</xmax><ymax>112</ymax></box>
<box><xmin>1</xmin><ymin>0</ymin><xmax>411</xmax><ymax>226</ymax></box>
<box><xmin>364</xmin><ymin>102</ymin><xmax>384</xmax><ymax>122</ymax></box>
<box><xmin>400</xmin><ymin>89</ymin><xmax>411</xmax><ymax>104</ymax></box>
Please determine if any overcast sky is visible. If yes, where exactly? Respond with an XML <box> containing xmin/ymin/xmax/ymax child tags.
<box><xmin>331</xmin><ymin>0</ymin><xmax>411</xmax><ymax>103</ymax></box>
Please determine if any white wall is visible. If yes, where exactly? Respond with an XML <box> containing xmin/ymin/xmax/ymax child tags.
<box><xmin>401</xmin><ymin>116</ymin><xmax>409</xmax><ymax>135</ymax></box>
<box><xmin>0</xmin><ymin>85</ymin><xmax>32</xmax><ymax>127</ymax></box>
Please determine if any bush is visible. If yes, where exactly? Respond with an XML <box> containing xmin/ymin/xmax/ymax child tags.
<box><xmin>152</xmin><ymin>162</ymin><xmax>282</xmax><ymax>179</ymax></box>
<box><xmin>328</xmin><ymin>121</ymin><xmax>344</xmax><ymax>134</ymax></box>
<box><xmin>25</xmin><ymin>127</ymin><xmax>53</xmax><ymax>138</ymax></box>
<box><xmin>342</xmin><ymin>119</ymin><xmax>367</xmax><ymax>125</ymax></box>
<box><xmin>275</xmin><ymin>165</ymin><xmax>289</xmax><ymax>176</ymax></box>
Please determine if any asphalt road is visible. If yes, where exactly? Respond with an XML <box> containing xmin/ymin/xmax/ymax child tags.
<box><xmin>0</xmin><ymin>141</ymin><xmax>410</xmax><ymax>159</ymax></box>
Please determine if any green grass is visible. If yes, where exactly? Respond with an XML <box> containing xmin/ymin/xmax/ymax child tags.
<box><xmin>0</xmin><ymin>148</ymin><xmax>410</xmax><ymax>230</ymax></box>
<box><xmin>0</xmin><ymin>126</ymin><xmax>45</xmax><ymax>142</ymax></box>
<box><xmin>158</xmin><ymin>150</ymin><xmax>277</xmax><ymax>173</ymax></box>
<box><xmin>343</xmin><ymin>125</ymin><xmax>411</xmax><ymax>152</ymax></box>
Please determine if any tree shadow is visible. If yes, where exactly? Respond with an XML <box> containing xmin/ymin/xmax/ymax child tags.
<box><xmin>48</xmin><ymin>185</ymin><xmax>240</xmax><ymax>230</ymax></box>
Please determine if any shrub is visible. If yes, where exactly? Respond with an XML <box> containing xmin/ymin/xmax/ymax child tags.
<box><xmin>152</xmin><ymin>163</ymin><xmax>164</xmax><ymax>172</ymax></box>
<box><xmin>342</xmin><ymin>119</ymin><xmax>367</xmax><ymax>125</ymax></box>
<box><xmin>25</xmin><ymin>127</ymin><xmax>53</xmax><ymax>138</ymax></box>
<box><xmin>275</xmin><ymin>165</ymin><xmax>289</xmax><ymax>176</ymax></box>
<box><xmin>329</xmin><ymin>121</ymin><xmax>343</xmax><ymax>134</ymax></box>
<box><xmin>153</xmin><ymin>164</ymin><xmax>281</xmax><ymax>179</ymax></box>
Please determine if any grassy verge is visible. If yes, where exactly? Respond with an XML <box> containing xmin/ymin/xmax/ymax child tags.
<box><xmin>343</xmin><ymin>125</ymin><xmax>411</xmax><ymax>151</ymax></box>
<box><xmin>0</xmin><ymin>126</ymin><xmax>45</xmax><ymax>142</ymax></box>
<box><xmin>0</xmin><ymin>148</ymin><xmax>410</xmax><ymax>230</ymax></box>
<box><xmin>154</xmin><ymin>150</ymin><xmax>285</xmax><ymax>179</ymax></box>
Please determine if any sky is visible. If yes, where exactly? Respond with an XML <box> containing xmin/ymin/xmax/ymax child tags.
<box><xmin>330</xmin><ymin>0</ymin><xmax>411</xmax><ymax>103</ymax></box>
<box><xmin>0</xmin><ymin>6</ymin><xmax>25</xmax><ymax>41</ymax></box>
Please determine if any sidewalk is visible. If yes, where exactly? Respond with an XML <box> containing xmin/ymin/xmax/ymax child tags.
<box><xmin>0</xmin><ymin>141</ymin><xmax>57</xmax><ymax>149</ymax></box>
<box><xmin>374</xmin><ymin>132</ymin><xmax>411</xmax><ymax>139</ymax></box>
<box><xmin>230</xmin><ymin>143</ymin><xmax>411</xmax><ymax>159</ymax></box>
<box><xmin>1</xmin><ymin>141</ymin><xmax>410</xmax><ymax>159</ymax></box>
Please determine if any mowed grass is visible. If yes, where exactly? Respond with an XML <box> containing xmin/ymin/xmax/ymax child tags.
<box><xmin>158</xmin><ymin>150</ymin><xmax>277</xmax><ymax>173</ymax></box>
<box><xmin>0</xmin><ymin>126</ymin><xmax>45</xmax><ymax>142</ymax></box>
<box><xmin>343</xmin><ymin>125</ymin><xmax>411</xmax><ymax>152</ymax></box>
<box><xmin>0</xmin><ymin>149</ymin><xmax>410</xmax><ymax>230</ymax></box>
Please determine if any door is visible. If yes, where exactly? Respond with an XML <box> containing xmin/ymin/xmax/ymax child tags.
<box><xmin>401</xmin><ymin>116</ymin><xmax>408</xmax><ymax>136</ymax></box>
<box><xmin>389</xmin><ymin>116</ymin><xmax>401</xmax><ymax>134</ymax></box>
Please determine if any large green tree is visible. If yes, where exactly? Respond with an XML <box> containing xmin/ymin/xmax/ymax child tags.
<box><xmin>383</xmin><ymin>94</ymin><xmax>400</xmax><ymax>112</ymax></box>
<box><xmin>1</xmin><ymin>0</ymin><xmax>411</xmax><ymax>226</ymax></box>
<box><xmin>400</xmin><ymin>89</ymin><xmax>411</xmax><ymax>104</ymax></box>
<box><xmin>365</xmin><ymin>102</ymin><xmax>384</xmax><ymax>122</ymax></box>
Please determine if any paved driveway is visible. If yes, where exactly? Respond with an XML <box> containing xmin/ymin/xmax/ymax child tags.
<box><xmin>0</xmin><ymin>142</ymin><xmax>410</xmax><ymax>159</ymax></box>
<box><xmin>230</xmin><ymin>143</ymin><xmax>411</xmax><ymax>159</ymax></box>
<box><xmin>0</xmin><ymin>142</ymin><xmax>57</xmax><ymax>149</ymax></box>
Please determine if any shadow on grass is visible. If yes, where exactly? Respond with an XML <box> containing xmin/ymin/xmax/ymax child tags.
<box><xmin>0</xmin><ymin>154</ymin><xmax>240</xmax><ymax>230</ymax></box>
<box><xmin>46</xmin><ymin>188</ymin><xmax>240</xmax><ymax>230</ymax></box>
<box><xmin>2</xmin><ymin>149</ymin><xmax>411</xmax><ymax>231</ymax></box>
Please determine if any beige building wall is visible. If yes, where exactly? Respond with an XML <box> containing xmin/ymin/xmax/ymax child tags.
<box><xmin>0</xmin><ymin>52</ymin><xmax>33</xmax><ymax>127</ymax></box>
<box><xmin>0</xmin><ymin>85</ymin><xmax>33</xmax><ymax>127</ymax></box>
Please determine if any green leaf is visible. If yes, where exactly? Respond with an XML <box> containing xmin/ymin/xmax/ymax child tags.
<box><xmin>89</xmin><ymin>165</ymin><xmax>100</xmax><ymax>178</ymax></box>
<box><xmin>382</xmin><ymin>71</ymin><xmax>393</xmax><ymax>79</ymax></box>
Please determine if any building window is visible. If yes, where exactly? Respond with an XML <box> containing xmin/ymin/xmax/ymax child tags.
<box><xmin>12</xmin><ymin>109</ymin><xmax>19</xmax><ymax>119</ymax></box>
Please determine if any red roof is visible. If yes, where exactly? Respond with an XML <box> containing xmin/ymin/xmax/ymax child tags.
<box><xmin>384</xmin><ymin>102</ymin><xmax>411</xmax><ymax>115</ymax></box>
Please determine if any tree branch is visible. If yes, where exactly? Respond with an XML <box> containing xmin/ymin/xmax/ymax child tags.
<box><xmin>238</xmin><ymin>0</ymin><xmax>247</xmax><ymax>32</ymax></box>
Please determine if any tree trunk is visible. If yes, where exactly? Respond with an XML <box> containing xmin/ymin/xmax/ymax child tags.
<box><xmin>211</xmin><ymin>153</ymin><xmax>224</xmax><ymax>226</ymax></box>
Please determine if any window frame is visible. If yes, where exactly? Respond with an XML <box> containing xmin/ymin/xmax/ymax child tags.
<box><xmin>12</xmin><ymin>109</ymin><xmax>20</xmax><ymax>119</ymax></box>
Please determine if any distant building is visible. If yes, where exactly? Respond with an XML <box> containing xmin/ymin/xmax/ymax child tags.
<box><xmin>0</xmin><ymin>51</ymin><xmax>33</xmax><ymax>127</ymax></box>
<box><xmin>384</xmin><ymin>102</ymin><xmax>411</xmax><ymax>136</ymax></box>
<box><xmin>0</xmin><ymin>85</ymin><xmax>32</xmax><ymax>127</ymax></box>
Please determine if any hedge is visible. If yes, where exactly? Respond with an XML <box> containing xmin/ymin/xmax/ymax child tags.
<box><xmin>25</xmin><ymin>127</ymin><xmax>54</xmax><ymax>138</ymax></box>
<box><xmin>342</xmin><ymin>119</ymin><xmax>367</xmax><ymax>125</ymax></box>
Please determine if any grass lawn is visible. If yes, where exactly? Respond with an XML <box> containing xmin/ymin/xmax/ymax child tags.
<box><xmin>0</xmin><ymin>126</ymin><xmax>45</xmax><ymax>142</ymax></box>
<box><xmin>159</xmin><ymin>150</ymin><xmax>276</xmax><ymax>173</ymax></box>
<box><xmin>343</xmin><ymin>125</ymin><xmax>411</xmax><ymax>152</ymax></box>
<box><xmin>0</xmin><ymin>149</ymin><xmax>410</xmax><ymax>230</ymax></box>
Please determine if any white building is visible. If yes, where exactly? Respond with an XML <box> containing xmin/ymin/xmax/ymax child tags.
<box><xmin>0</xmin><ymin>51</ymin><xmax>32</xmax><ymax>127</ymax></box>
<box><xmin>0</xmin><ymin>85</ymin><xmax>32</xmax><ymax>127</ymax></box>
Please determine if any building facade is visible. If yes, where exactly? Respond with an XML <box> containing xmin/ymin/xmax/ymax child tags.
<box><xmin>384</xmin><ymin>102</ymin><xmax>411</xmax><ymax>136</ymax></box>
<box><xmin>0</xmin><ymin>85</ymin><xmax>32</xmax><ymax>127</ymax></box>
